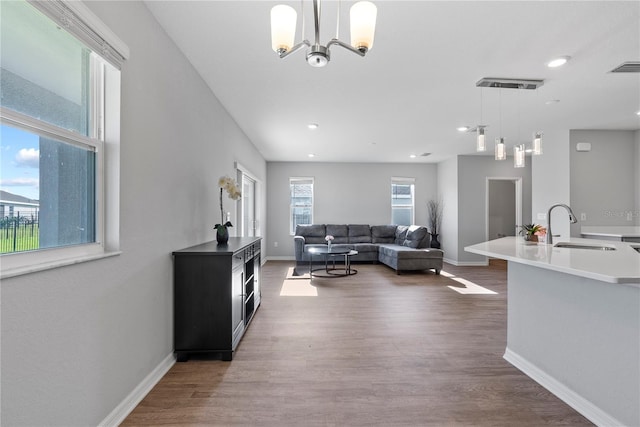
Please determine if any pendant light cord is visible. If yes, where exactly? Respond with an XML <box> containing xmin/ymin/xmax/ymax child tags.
<box><xmin>336</xmin><ymin>0</ymin><xmax>341</xmax><ymax>40</ymax></box>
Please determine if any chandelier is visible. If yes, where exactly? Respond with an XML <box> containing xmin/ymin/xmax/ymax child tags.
<box><xmin>270</xmin><ymin>0</ymin><xmax>377</xmax><ymax>67</ymax></box>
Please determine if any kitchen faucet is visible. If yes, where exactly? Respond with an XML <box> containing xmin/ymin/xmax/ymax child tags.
<box><xmin>547</xmin><ymin>204</ymin><xmax>578</xmax><ymax>245</ymax></box>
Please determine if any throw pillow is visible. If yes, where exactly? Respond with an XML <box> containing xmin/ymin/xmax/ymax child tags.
<box><xmin>404</xmin><ymin>225</ymin><xmax>428</xmax><ymax>248</ymax></box>
<box><xmin>394</xmin><ymin>225</ymin><xmax>409</xmax><ymax>245</ymax></box>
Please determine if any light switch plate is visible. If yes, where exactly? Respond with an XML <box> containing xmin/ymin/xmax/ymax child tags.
<box><xmin>581</xmin><ymin>213</ymin><xmax>587</xmax><ymax>221</ymax></box>
<box><xmin>537</xmin><ymin>213</ymin><xmax>547</xmax><ymax>220</ymax></box>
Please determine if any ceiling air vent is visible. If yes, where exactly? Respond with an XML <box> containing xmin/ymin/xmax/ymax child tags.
<box><xmin>610</xmin><ymin>62</ymin><xmax>640</xmax><ymax>73</ymax></box>
<box><xmin>476</xmin><ymin>78</ymin><xmax>544</xmax><ymax>90</ymax></box>
<box><xmin>419</xmin><ymin>153</ymin><xmax>431</xmax><ymax>157</ymax></box>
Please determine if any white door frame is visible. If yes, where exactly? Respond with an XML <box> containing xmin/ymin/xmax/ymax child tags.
<box><xmin>485</xmin><ymin>177</ymin><xmax>522</xmax><ymax>242</ymax></box>
<box><xmin>235</xmin><ymin>162</ymin><xmax>260</xmax><ymax>238</ymax></box>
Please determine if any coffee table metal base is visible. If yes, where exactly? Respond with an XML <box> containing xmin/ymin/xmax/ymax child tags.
<box><xmin>308</xmin><ymin>249</ymin><xmax>358</xmax><ymax>279</ymax></box>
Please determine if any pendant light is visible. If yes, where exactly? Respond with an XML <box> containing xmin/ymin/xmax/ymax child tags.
<box><xmin>514</xmin><ymin>144</ymin><xmax>525</xmax><ymax>168</ymax></box>
<box><xmin>476</xmin><ymin>88</ymin><xmax>487</xmax><ymax>152</ymax></box>
<box><xmin>532</xmin><ymin>132</ymin><xmax>543</xmax><ymax>155</ymax></box>
<box><xmin>477</xmin><ymin>127</ymin><xmax>486</xmax><ymax>152</ymax></box>
<box><xmin>495</xmin><ymin>138</ymin><xmax>506</xmax><ymax>160</ymax></box>
<box><xmin>495</xmin><ymin>89</ymin><xmax>506</xmax><ymax>160</ymax></box>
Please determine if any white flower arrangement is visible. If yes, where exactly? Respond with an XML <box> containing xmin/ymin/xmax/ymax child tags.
<box><xmin>215</xmin><ymin>175</ymin><xmax>241</xmax><ymax>233</ymax></box>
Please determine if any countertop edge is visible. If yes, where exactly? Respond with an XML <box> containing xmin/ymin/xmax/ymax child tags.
<box><xmin>464</xmin><ymin>237</ymin><xmax>640</xmax><ymax>286</ymax></box>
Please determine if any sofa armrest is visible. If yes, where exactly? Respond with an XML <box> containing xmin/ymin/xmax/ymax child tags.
<box><xmin>293</xmin><ymin>235</ymin><xmax>306</xmax><ymax>261</ymax></box>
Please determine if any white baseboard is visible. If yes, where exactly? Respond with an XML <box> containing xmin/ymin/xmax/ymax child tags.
<box><xmin>443</xmin><ymin>258</ymin><xmax>488</xmax><ymax>266</ymax></box>
<box><xmin>504</xmin><ymin>348</ymin><xmax>623</xmax><ymax>427</ymax></box>
<box><xmin>265</xmin><ymin>255</ymin><xmax>295</xmax><ymax>261</ymax></box>
<box><xmin>99</xmin><ymin>352</ymin><xmax>175</xmax><ymax>427</ymax></box>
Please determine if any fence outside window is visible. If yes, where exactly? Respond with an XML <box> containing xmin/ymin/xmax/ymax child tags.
<box><xmin>1</xmin><ymin>212</ymin><xmax>39</xmax><ymax>254</ymax></box>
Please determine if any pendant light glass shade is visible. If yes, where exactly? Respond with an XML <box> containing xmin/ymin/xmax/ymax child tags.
<box><xmin>495</xmin><ymin>138</ymin><xmax>506</xmax><ymax>160</ymax></box>
<box><xmin>271</xmin><ymin>5</ymin><xmax>297</xmax><ymax>54</ymax></box>
<box><xmin>514</xmin><ymin>144</ymin><xmax>526</xmax><ymax>168</ymax></box>
<box><xmin>350</xmin><ymin>1</ymin><xmax>377</xmax><ymax>52</ymax></box>
<box><xmin>533</xmin><ymin>132</ymin><xmax>543</xmax><ymax>155</ymax></box>
<box><xmin>476</xmin><ymin>127</ymin><xmax>486</xmax><ymax>152</ymax></box>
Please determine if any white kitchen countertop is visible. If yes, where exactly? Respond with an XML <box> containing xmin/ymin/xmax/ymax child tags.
<box><xmin>580</xmin><ymin>225</ymin><xmax>640</xmax><ymax>238</ymax></box>
<box><xmin>465</xmin><ymin>236</ymin><xmax>640</xmax><ymax>285</ymax></box>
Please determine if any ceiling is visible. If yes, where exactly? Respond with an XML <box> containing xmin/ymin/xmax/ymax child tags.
<box><xmin>144</xmin><ymin>1</ymin><xmax>640</xmax><ymax>164</ymax></box>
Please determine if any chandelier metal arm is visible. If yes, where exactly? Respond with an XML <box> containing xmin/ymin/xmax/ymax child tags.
<box><xmin>278</xmin><ymin>40</ymin><xmax>310</xmax><ymax>59</ymax></box>
<box><xmin>327</xmin><ymin>38</ymin><xmax>366</xmax><ymax>57</ymax></box>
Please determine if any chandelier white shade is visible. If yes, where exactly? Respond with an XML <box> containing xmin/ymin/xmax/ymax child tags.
<box><xmin>271</xmin><ymin>5</ymin><xmax>297</xmax><ymax>54</ymax></box>
<box><xmin>350</xmin><ymin>1</ymin><xmax>377</xmax><ymax>52</ymax></box>
<box><xmin>270</xmin><ymin>0</ymin><xmax>377</xmax><ymax>67</ymax></box>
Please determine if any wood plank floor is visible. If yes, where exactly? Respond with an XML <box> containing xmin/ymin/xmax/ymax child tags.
<box><xmin>122</xmin><ymin>260</ymin><xmax>592</xmax><ymax>426</ymax></box>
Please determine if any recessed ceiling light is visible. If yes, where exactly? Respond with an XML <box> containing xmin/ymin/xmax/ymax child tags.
<box><xmin>308</xmin><ymin>123</ymin><xmax>319</xmax><ymax>130</ymax></box>
<box><xmin>308</xmin><ymin>153</ymin><xmax>315</xmax><ymax>158</ymax></box>
<box><xmin>636</xmin><ymin>110</ymin><xmax>640</xmax><ymax>116</ymax></box>
<box><xmin>409</xmin><ymin>154</ymin><xmax>417</xmax><ymax>158</ymax></box>
<box><xmin>547</xmin><ymin>56</ymin><xmax>570</xmax><ymax>68</ymax></box>
<box><xmin>545</xmin><ymin>99</ymin><xmax>560</xmax><ymax>105</ymax></box>
<box><xmin>457</xmin><ymin>126</ymin><xmax>469</xmax><ymax>132</ymax></box>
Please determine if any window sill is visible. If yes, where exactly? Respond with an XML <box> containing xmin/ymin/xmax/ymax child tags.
<box><xmin>1</xmin><ymin>250</ymin><xmax>122</xmax><ymax>280</ymax></box>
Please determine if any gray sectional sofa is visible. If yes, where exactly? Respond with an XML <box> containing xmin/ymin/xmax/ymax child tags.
<box><xmin>294</xmin><ymin>224</ymin><xmax>443</xmax><ymax>274</ymax></box>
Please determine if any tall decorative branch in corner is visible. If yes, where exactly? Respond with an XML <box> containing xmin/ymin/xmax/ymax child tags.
<box><xmin>215</xmin><ymin>176</ymin><xmax>241</xmax><ymax>244</ymax></box>
<box><xmin>427</xmin><ymin>198</ymin><xmax>443</xmax><ymax>249</ymax></box>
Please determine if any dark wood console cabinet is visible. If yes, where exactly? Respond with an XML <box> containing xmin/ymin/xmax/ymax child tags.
<box><xmin>172</xmin><ymin>237</ymin><xmax>261</xmax><ymax>361</ymax></box>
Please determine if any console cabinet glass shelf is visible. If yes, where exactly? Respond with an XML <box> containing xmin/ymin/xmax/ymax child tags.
<box><xmin>172</xmin><ymin>237</ymin><xmax>261</xmax><ymax>361</ymax></box>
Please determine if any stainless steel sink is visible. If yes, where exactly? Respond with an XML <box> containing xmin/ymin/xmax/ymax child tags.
<box><xmin>554</xmin><ymin>243</ymin><xmax>616</xmax><ymax>251</ymax></box>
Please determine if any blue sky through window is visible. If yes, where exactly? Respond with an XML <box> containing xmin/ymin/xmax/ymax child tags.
<box><xmin>0</xmin><ymin>124</ymin><xmax>40</xmax><ymax>200</ymax></box>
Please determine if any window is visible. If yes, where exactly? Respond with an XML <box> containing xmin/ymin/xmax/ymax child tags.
<box><xmin>0</xmin><ymin>0</ymin><xmax>128</xmax><ymax>277</ymax></box>
<box><xmin>290</xmin><ymin>178</ymin><xmax>313</xmax><ymax>234</ymax></box>
<box><xmin>391</xmin><ymin>178</ymin><xmax>415</xmax><ymax>225</ymax></box>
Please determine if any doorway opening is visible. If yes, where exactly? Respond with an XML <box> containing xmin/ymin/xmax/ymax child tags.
<box><xmin>486</xmin><ymin>177</ymin><xmax>522</xmax><ymax>241</ymax></box>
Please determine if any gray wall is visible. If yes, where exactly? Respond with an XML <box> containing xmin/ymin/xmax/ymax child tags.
<box><xmin>436</xmin><ymin>157</ymin><xmax>459</xmax><ymax>265</ymax></box>
<box><xmin>531</xmin><ymin>129</ymin><xmax>571</xmax><ymax>238</ymax></box>
<box><xmin>570</xmin><ymin>130</ymin><xmax>638</xmax><ymax>235</ymax></box>
<box><xmin>458</xmin><ymin>155</ymin><xmax>532</xmax><ymax>264</ymax></box>
<box><xmin>266</xmin><ymin>162</ymin><xmax>437</xmax><ymax>258</ymax></box>
<box><xmin>0</xmin><ymin>2</ymin><xmax>266</xmax><ymax>426</ymax></box>
<box><xmin>488</xmin><ymin>180</ymin><xmax>516</xmax><ymax>240</ymax></box>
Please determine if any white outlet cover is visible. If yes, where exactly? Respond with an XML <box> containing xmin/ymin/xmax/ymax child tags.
<box><xmin>576</xmin><ymin>142</ymin><xmax>591</xmax><ymax>152</ymax></box>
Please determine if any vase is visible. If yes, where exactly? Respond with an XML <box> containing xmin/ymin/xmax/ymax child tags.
<box><xmin>524</xmin><ymin>234</ymin><xmax>538</xmax><ymax>242</ymax></box>
<box><xmin>216</xmin><ymin>226</ymin><xmax>229</xmax><ymax>245</ymax></box>
<box><xmin>328</xmin><ymin>241</ymin><xmax>332</xmax><ymax>251</ymax></box>
<box><xmin>430</xmin><ymin>233</ymin><xmax>441</xmax><ymax>249</ymax></box>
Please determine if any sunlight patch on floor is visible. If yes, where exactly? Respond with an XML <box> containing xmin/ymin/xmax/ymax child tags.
<box><xmin>441</xmin><ymin>270</ymin><xmax>498</xmax><ymax>295</ymax></box>
<box><xmin>280</xmin><ymin>279</ymin><xmax>318</xmax><ymax>296</ymax></box>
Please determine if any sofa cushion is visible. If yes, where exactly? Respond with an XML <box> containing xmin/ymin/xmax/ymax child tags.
<box><xmin>371</xmin><ymin>225</ymin><xmax>397</xmax><ymax>244</ymax></box>
<box><xmin>378</xmin><ymin>244</ymin><xmax>443</xmax><ymax>259</ymax></box>
<box><xmin>351</xmin><ymin>243</ymin><xmax>379</xmax><ymax>253</ymax></box>
<box><xmin>295</xmin><ymin>224</ymin><xmax>326</xmax><ymax>244</ymax></box>
<box><xmin>394</xmin><ymin>225</ymin><xmax>409</xmax><ymax>245</ymax></box>
<box><xmin>404</xmin><ymin>225</ymin><xmax>428</xmax><ymax>248</ymax></box>
<box><xmin>348</xmin><ymin>224</ymin><xmax>372</xmax><ymax>243</ymax></box>
<box><xmin>326</xmin><ymin>224</ymin><xmax>349</xmax><ymax>244</ymax></box>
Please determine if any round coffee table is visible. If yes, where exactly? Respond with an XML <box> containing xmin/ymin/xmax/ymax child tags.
<box><xmin>307</xmin><ymin>247</ymin><xmax>358</xmax><ymax>279</ymax></box>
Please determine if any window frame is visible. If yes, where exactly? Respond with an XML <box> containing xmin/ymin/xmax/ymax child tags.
<box><xmin>289</xmin><ymin>177</ymin><xmax>314</xmax><ymax>235</ymax></box>
<box><xmin>391</xmin><ymin>177</ymin><xmax>415</xmax><ymax>226</ymax></box>
<box><xmin>0</xmin><ymin>0</ymin><xmax>127</xmax><ymax>279</ymax></box>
